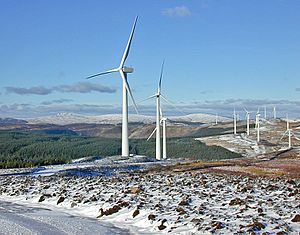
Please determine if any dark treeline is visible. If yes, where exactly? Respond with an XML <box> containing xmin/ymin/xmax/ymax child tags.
<box><xmin>0</xmin><ymin>131</ymin><xmax>241</xmax><ymax>169</ymax></box>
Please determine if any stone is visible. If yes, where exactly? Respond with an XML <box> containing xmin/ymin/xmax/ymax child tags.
<box><xmin>229</xmin><ymin>198</ymin><xmax>245</xmax><ymax>206</ymax></box>
<box><xmin>291</xmin><ymin>214</ymin><xmax>300</xmax><ymax>222</ymax></box>
<box><xmin>57</xmin><ymin>196</ymin><xmax>65</xmax><ymax>205</ymax></box>
<box><xmin>129</xmin><ymin>186</ymin><xmax>143</xmax><ymax>194</ymax></box>
<box><xmin>132</xmin><ymin>209</ymin><xmax>139</xmax><ymax>218</ymax></box>
<box><xmin>148</xmin><ymin>214</ymin><xmax>156</xmax><ymax>221</ymax></box>
<box><xmin>38</xmin><ymin>195</ymin><xmax>45</xmax><ymax>202</ymax></box>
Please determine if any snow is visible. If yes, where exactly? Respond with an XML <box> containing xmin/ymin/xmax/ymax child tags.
<box><xmin>1</xmin><ymin>170</ymin><xmax>299</xmax><ymax>234</ymax></box>
<box><xmin>26</xmin><ymin>112</ymin><xmax>230</xmax><ymax>125</ymax></box>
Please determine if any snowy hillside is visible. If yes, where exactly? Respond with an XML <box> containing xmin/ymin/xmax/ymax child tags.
<box><xmin>26</xmin><ymin>112</ymin><xmax>231</xmax><ymax>125</ymax></box>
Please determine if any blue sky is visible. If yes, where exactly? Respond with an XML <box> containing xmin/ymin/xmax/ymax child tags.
<box><xmin>1</xmin><ymin>0</ymin><xmax>300</xmax><ymax>118</ymax></box>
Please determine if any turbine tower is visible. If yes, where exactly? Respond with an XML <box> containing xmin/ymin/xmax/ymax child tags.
<box><xmin>244</xmin><ymin>108</ymin><xmax>250</xmax><ymax>136</ymax></box>
<box><xmin>264</xmin><ymin>106</ymin><xmax>267</xmax><ymax>119</ymax></box>
<box><xmin>233</xmin><ymin>109</ymin><xmax>237</xmax><ymax>135</ymax></box>
<box><xmin>255</xmin><ymin>110</ymin><xmax>260</xmax><ymax>142</ymax></box>
<box><xmin>215</xmin><ymin>113</ymin><xmax>218</xmax><ymax>125</ymax></box>
<box><xmin>273</xmin><ymin>106</ymin><xmax>276</xmax><ymax>119</ymax></box>
<box><xmin>86</xmin><ymin>17</ymin><xmax>139</xmax><ymax>157</ymax></box>
<box><xmin>281</xmin><ymin>115</ymin><xmax>293</xmax><ymax>149</ymax></box>
<box><xmin>161</xmin><ymin>116</ymin><xmax>167</xmax><ymax>159</ymax></box>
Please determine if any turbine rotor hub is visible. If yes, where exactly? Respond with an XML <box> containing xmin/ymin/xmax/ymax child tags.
<box><xmin>122</xmin><ymin>67</ymin><xmax>134</xmax><ymax>73</ymax></box>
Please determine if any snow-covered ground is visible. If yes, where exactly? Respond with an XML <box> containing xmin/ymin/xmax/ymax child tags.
<box><xmin>0</xmin><ymin>200</ymin><xmax>129</xmax><ymax>235</ymax></box>
<box><xmin>1</xmin><ymin>171</ymin><xmax>299</xmax><ymax>234</ymax></box>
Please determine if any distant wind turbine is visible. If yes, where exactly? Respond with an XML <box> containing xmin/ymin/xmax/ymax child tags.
<box><xmin>281</xmin><ymin>114</ymin><xmax>293</xmax><ymax>148</ymax></box>
<box><xmin>244</xmin><ymin>108</ymin><xmax>251</xmax><ymax>136</ymax></box>
<box><xmin>273</xmin><ymin>106</ymin><xmax>277</xmax><ymax>119</ymax></box>
<box><xmin>85</xmin><ymin>16</ymin><xmax>139</xmax><ymax>157</ymax></box>
<box><xmin>264</xmin><ymin>106</ymin><xmax>267</xmax><ymax>119</ymax></box>
<box><xmin>145</xmin><ymin>61</ymin><xmax>183</xmax><ymax>160</ymax></box>
<box><xmin>233</xmin><ymin>108</ymin><xmax>237</xmax><ymax>135</ymax></box>
<box><xmin>255</xmin><ymin>109</ymin><xmax>260</xmax><ymax>142</ymax></box>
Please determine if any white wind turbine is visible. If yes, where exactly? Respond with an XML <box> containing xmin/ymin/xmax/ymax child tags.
<box><xmin>145</xmin><ymin>61</ymin><xmax>183</xmax><ymax>160</ymax></box>
<box><xmin>255</xmin><ymin>109</ymin><xmax>261</xmax><ymax>142</ymax></box>
<box><xmin>86</xmin><ymin>17</ymin><xmax>139</xmax><ymax>157</ymax></box>
<box><xmin>264</xmin><ymin>106</ymin><xmax>267</xmax><ymax>119</ymax></box>
<box><xmin>273</xmin><ymin>106</ymin><xmax>277</xmax><ymax>119</ymax></box>
<box><xmin>244</xmin><ymin>108</ymin><xmax>251</xmax><ymax>136</ymax></box>
<box><xmin>233</xmin><ymin>108</ymin><xmax>237</xmax><ymax>135</ymax></box>
<box><xmin>144</xmin><ymin>61</ymin><xmax>165</xmax><ymax>160</ymax></box>
<box><xmin>281</xmin><ymin>114</ymin><xmax>293</xmax><ymax>148</ymax></box>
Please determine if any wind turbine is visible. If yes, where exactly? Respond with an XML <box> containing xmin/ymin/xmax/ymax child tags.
<box><xmin>144</xmin><ymin>61</ymin><xmax>165</xmax><ymax>160</ymax></box>
<box><xmin>273</xmin><ymin>106</ymin><xmax>277</xmax><ymax>119</ymax></box>
<box><xmin>281</xmin><ymin>114</ymin><xmax>293</xmax><ymax>148</ymax></box>
<box><xmin>244</xmin><ymin>108</ymin><xmax>250</xmax><ymax>136</ymax></box>
<box><xmin>233</xmin><ymin>108</ymin><xmax>237</xmax><ymax>135</ymax></box>
<box><xmin>85</xmin><ymin>17</ymin><xmax>139</xmax><ymax>157</ymax></box>
<box><xmin>145</xmin><ymin>61</ymin><xmax>182</xmax><ymax>160</ymax></box>
<box><xmin>161</xmin><ymin>117</ymin><xmax>167</xmax><ymax>159</ymax></box>
<box><xmin>255</xmin><ymin>109</ymin><xmax>261</xmax><ymax>142</ymax></box>
<box><xmin>215</xmin><ymin>113</ymin><xmax>218</xmax><ymax>125</ymax></box>
<box><xmin>264</xmin><ymin>106</ymin><xmax>267</xmax><ymax>119</ymax></box>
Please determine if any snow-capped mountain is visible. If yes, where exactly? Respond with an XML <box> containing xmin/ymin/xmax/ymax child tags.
<box><xmin>26</xmin><ymin>112</ymin><xmax>231</xmax><ymax>125</ymax></box>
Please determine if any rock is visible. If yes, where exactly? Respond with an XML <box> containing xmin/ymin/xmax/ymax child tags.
<box><xmin>57</xmin><ymin>196</ymin><xmax>65</xmax><ymax>205</ymax></box>
<box><xmin>70</xmin><ymin>202</ymin><xmax>77</xmax><ymax>208</ymax></box>
<box><xmin>276</xmin><ymin>232</ymin><xmax>287</xmax><ymax>235</ymax></box>
<box><xmin>158</xmin><ymin>224</ymin><xmax>166</xmax><ymax>230</ymax></box>
<box><xmin>98</xmin><ymin>201</ymin><xmax>129</xmax><ymax>218</ymax></box>
<box><xmin>179</xmin><ymin>199</ymin><xmax>189</xmax><ymax>206</ymax></box>
<box><xmin>229</xmin><ymin>198</ymin><xmax>245</xmax><ymax>206</ymax></box>
<box><xmin>176</xmin><ymin>207</ymin><xmax>186</xmax><ymax>215</ymax></box>
<box><xmin>212</xmin><ymin>221</ymin><xmax>225</xmax><ymax>229</ymax></box>
<box><xmin>128</xmin><ymin>186</ymin><xmax>143</xmax><ymax>194</ymax></box>
<box><xmin>291</xmin><ymin>214</ymin><xmax>300</xmax><ymax>222</ymax></box>
<box><xmin>148</xmin><ymin>214</ymin><xmax>156</xmax><ymax>221</ymax></box>
<box><xmin>132</xmin><ymin>209</ymin><xmax>139</xmax><ymax>218</ymax></box>
<box><xmin>158</xmin><ymin>219</ymin><xmax>167</xmax><ymax>230</ymax></box>
<box><xmin>258</xmin><ymin>208</ymin><xmax>263</xmax><ymax>214</ymax></box>
<box><xmin>38</xmin><ymin>195</ymin><xmax>45</xmax><ymax>202</ymax></box>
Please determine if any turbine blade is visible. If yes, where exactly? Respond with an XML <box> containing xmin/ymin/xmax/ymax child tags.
<box><xmin>160</xmin><ymin>107</ymin><xmax>163</xmax><ymax>118</ymax></box>
<box><xmin>137</xmin><ymin>95</ymin><xmax>156</xmax><ymax>104</ymax></box>
<box><xmin>119</xmin><ymin>16</ymin><xmax>138</xmax><ymax>68</ymax></box>
<box><xmin>85</xmin><ymin>68</ymin><xmax>118</xmax><ymax>79</ymax></box>
<box><xmin>120</xmin><ymin>71</ymin><xmax>139</xmax><ymax>114</ymax></box>
<box><xmin>160</xmin><ymin>94</ymin><xmax>186</xmax><ymax>117</ymax></box>
<box><xmin>158</xmin><ymin>60</ymin><xmax>165</xmax><ymax>92</ymax></box>
<box><xmin>280</xmin><ymin>131</ymin><xmax>289</xmax><ymax>141</ymax></box>
<box><xmin>147</xmin><ymin>127</ymin><xmax>157</xmax><ymax>141</ymax></box>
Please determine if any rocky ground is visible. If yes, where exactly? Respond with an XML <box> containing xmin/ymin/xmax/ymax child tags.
<box><xmin>1</xmin><ymin>169</ymin><xmax>300</xmax><ymax>234</ymax></box>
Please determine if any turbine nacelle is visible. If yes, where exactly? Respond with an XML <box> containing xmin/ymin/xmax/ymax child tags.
<box><xmin>122</xmin><ymin>66</ymin><xmax>134</xmax><ymax>73</ymax></box>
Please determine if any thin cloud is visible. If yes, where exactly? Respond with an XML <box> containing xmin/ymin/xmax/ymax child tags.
<box><xmin>54</xmin><ymin>82</ymin><xmax>116</xmax><ymax>94</ymax></box>
<box><xmin>296</xmin><ymin>88</ymin><xmax>300</xmax><ymax>92</ymax></box>
<box><xmin>162</xmin><ymin>6</ymin><xmax>191</xmax><ymax>17</ymax></box>
<box><xmin>5</xmin><ymin>82</ymin><xmax>116</xmax><ymax>95</ymax></box>
<box><xmin>5</xmin><ymin>86</ymin><xmax>52</xmax><ymax>95</ymax></box>
<box><xmin>41</xmin><ymin>99</ymin><xmax>73</xmax><ymax>105</ymax></box>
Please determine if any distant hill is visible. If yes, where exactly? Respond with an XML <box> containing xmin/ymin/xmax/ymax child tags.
<box><xmin>0</xmin><ymin>118</ymin><xmax>27</xmax><ymax>125</ymax></box>
<box><xmin>26</xmin><ymin>112</ymin><xmax>231</xmax><ymax>125</ymax></box>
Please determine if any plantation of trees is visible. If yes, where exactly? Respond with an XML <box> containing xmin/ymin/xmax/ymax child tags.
<box><xmin>0</xmin><ymin>130</ymin><xmax>241</xmax><ymax>169</ymax></box>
